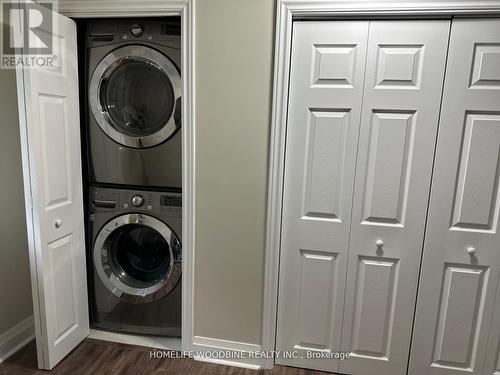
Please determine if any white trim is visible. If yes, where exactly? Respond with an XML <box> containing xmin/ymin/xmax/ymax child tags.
<box><xmin>17</xmin><ymin>0</ymin><xmax>195</xmax><ymax>368</ymax></box>
<box><xmin>192</xmin><ymin>336</ymin><xmax>264</xmax><ymax>370</ymax></box>
<box><xmin>262</xmin><ymin>0</ymin><xmax>500</xmax><ymax>370</ymax></box>
<box><xmin>193</xmin><ymin>356</ymin><xmax>262</xmax><ymax>371</ymax></box>
<box><xmin>179</xmin><ymin>0</ymin><xmax>196</xmax><ymax>356</ymax></box>
<box><xmin>272</xmin><ymin>0</ymin><xmax>500</xmax><ymax>16</ymax></box>
<box><xmin>0</xmin><ymin>316</ymin><xmax>35</xmax><ymax>363</ymax></box>
<box><xmin>60</xmin><ymin>0</ymin><xmax>197</xmax><ymax>355</ymax></box>
<box><xmin>88</xmin><ymin>329</ymin><xmax>182</xmax><ymax>352</ymax></box>
<box><xmin>193</xmin><ymin>336</ymin><xmax>261</xmax><ymax>352</ymax></box>
<box><xmin>58</xmin><ymin>0</ymin><xmax>190</xmax><ymax>17</ymax></box>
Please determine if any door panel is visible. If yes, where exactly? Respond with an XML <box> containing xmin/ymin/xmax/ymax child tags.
<box><xmin>361</xmin><ymin>110</ymin><xmax>415</xmax><ymax>225</ymax></box>
<box><xmin>295</xmin><ymin>250</ymin><xmax>339</xmax><ymax>350</ymax></box>
<box><xmin>340</xmin><ymin>20</ymin><xmax>450</xmax><ymax>375</ymax></box>
<box><xmin>408</xmin><ymin>19</ymin><xmax>500</xmax><ymax>375</ymax></box>
<box><xmin>16</xmin><ymin>6</ymin><xmax>88</xmax><ymax>370</ymax></box>
<box><xmin>350</xmin><ymin>256</ymin><xmax>399</xmax><ymax>358</ymax></box>
<box><xmin>276</xmin><ymin>21</ymin><xmax>369</xmax><ymax>373</ymax></box>
<box><xmin>303</xmin><ymin>110</ymin><xmax>351</xmax><ymax>219</ymax></box>
<box><xmin>432</xmin><ymin>264</ymin><xmax>489</xmax><ymax>368</ymax></box>
<box><xmin>451</xmin><ymin>113</ymin><xmax>500</xmax><ymax>231</ymax></box>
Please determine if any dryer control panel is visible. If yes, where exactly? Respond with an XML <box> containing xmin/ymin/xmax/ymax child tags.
<box><xmin>86</xmin><ymin>18</ymin><xmax>181</xmax><ymax>49</ymax></box>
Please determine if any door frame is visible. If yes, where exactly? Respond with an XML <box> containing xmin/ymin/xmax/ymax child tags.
<box><xmin>17</xmin><ymin>0</ymin><xmax>196</xmax><ymax>357</ymax></box>
<box><xmin>263</xmin><ymin>0</ymin><xmax>500</xmax><ymax>369</ymax></box>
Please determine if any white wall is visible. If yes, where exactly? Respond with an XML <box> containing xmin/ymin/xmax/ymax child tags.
<box><xmin>0</xmin><ymin>67</ymin><xmax>33</xmax><ymax>336</ymax></box>
<box><xmin>194</xmin><ymin>0</ymin><xmax>275</xmax><ymax>344</ymax></box>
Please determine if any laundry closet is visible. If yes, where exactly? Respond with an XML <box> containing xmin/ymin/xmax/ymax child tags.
<box><xmin>13</xmin><ymin>1</ymin><xmax>194</xmax><ymax>371</ymax></box>
<box><xmin>273</xmin><ymin>17</ymin><xmax>500</xmax><ymax>375</ymax></box>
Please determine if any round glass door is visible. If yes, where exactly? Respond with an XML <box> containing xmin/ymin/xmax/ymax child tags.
<box><xmin>94</xmin><ymin>214</ymin><xmax>182</xmax><ymax>303</ymax></box>
<box><xmin>89</xmin><ymin>45</ymin><xmax>181</xmax><ymax>149</ymax></box>
<box><xmin>110</xmin><ymin>224</ymin><xmax>170</xmax><ymax>284</ymax></box>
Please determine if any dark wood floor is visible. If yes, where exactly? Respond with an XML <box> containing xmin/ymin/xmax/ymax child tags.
<box><xmin>0</xmin><ymin>339</ymin><xmax>337</xmax><ymax>375</ymax></box>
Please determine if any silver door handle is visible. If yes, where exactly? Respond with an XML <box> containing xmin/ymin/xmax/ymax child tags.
<box><xmin>376</xmin><ymin>239</ymin><xmax>384</xmax><ymax>248</ymax></box>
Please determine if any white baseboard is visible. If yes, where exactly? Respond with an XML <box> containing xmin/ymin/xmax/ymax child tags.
<box><xmin>191</xmin><ymin>336</ymin><xmax>265</xmax><ymax>370</ymax></box>
<box><xmin>88</xmin><ymin>328</ymin><xmax>182</xmax><ymax>352</ymax></box>
<box><xmin>0</xmin><ymin>315</ymin><xmax>35</xmax><ymax>363</ymax></box>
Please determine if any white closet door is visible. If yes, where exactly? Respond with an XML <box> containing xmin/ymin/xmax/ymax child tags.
<box><xmin>15</xmin><ymin>5</ymin><xmax>89</xmax><ymax>370</ymax></box>
<box><xmin>409</xmin><ymin>19</ymin><xmax>500</xmax><ymax>375</ymax></box>
<box><xmin>275</xmin><ymin>21</ymin><xmax>368</xmax><ymax>373</ymax></box>
<box><xmin>339</xmin><ymin>20</ymin><xmax>450</xmax><ymax>375</ymax></box>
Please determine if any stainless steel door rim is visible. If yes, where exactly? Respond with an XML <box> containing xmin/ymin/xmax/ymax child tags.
<box><xmin>89</xmin><ymin>45</ymin><xmax>181</xmax><ymax>148</ymax></box>
<box><xmin>94</xmin><ymin>213</ymin><xmax>182</xmax><ymax>303</ymax></box>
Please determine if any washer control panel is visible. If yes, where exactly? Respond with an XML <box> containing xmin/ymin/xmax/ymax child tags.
<box><xmin>91</xmin><ymin>186</ymin><xmax>181</xmax><ymax>218</ymax></box>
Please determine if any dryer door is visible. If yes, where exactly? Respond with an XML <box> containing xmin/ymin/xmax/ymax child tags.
<box><xmin>94</xmin><ymin>214</ymin><xmax>182</xmax><ymax>303</ymax></box>
<box><xmin>89</xmin><ymin>45</ymin><xmax>181</xmax><ymax>148</ymax></box>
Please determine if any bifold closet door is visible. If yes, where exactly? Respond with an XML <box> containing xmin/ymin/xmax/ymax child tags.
<box><xmin>15</xmin><ymin>5</ymin><xmax>89</xmax><ymax>370</ymax></box>
<box><xmin>409</xmin><ymin>19</ymin><xmax>500</xmax><ymax>375</ymax></box>
<box><xmin>275</xmin><ymin>21</ymin><xmax>369</xmax><ymax>373</ymax></box>
<box><xmin>339</xmin><ymin>20</ymin><xmax>450</xmax><ymax>375</ymax></box>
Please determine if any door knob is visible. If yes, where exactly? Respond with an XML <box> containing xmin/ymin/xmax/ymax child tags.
<box><xmin>376</xmin><ymin>239</ymin><xmax>384</xmax><ymax>247</ymax></box>
<box><xmin>466</xmin><ymin>246</ymin><xmax>476</xmax><ymax>255</ymax></box>
<box><xmin>54</xmin><ymin>218</ymin><xmax>63</xmax><ymax>228</ymax></box>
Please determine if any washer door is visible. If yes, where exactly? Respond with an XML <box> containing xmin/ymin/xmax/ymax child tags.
<box><xmin>94</xmin><ymin>214</ymin><xmax>182</xmax><ymax>303</ymax></box>
<box><xmin>89</xmin><ymin>45</ymin><xmax>181</xmax><ymax>148</ymax></box>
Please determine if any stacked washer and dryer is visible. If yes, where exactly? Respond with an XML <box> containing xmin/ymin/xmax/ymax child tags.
<box><xmin>82</xmin><ymin>18</ymin><xmax>182</xmax><ymax>337</ymax></box>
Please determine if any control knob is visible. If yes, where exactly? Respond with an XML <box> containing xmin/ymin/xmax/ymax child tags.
<box><xmin>131</xmin><ymin>24</ymin><xmax>144</xmax><ymax>37</ymax></box>
<box><xmin>131</xmin><ymin>195</ymin><xmax>144</xmax><ymax>207</ymax></box>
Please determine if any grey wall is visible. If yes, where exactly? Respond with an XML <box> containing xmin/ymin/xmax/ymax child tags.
<box><xmin>0</xmin><ymin>67</ymin><xmax>33</xmax><ymax>335</ymax></box>
<box><xmin>194</xmin><ymin>0</ymin><xmax>275</xmax><ymax>344</ymax></box>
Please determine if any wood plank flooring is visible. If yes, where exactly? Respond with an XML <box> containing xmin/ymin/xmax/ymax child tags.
<box><xmin>0</xmin><ymin>339</ymin><xmax>337</xmax><ymax>375</ymax></box>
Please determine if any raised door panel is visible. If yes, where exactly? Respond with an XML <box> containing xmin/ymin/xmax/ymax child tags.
<box><xmin>48</xmin><ymin>236</ymin><xmax>78</xmax><ymax>343</ymax></box>
<box><xmin>469</xmin><ymin>44</ymin><xmax>500</xmax><ymax>89</ymax></box>
<box><xmin>451</xmin><ymin>113</ymin><xmax>500</xmax><ymax>232</ymax></box>
<box><xmin>295</xmin><ymin>251</ymin><xmax>339</xmax><ymax>351</ymax></box>
<box><xmin>276</xmin><ymin>21</ymin><xmax>369</xmax><ymax>373</ymax></box>
<box><xmin>340</xmin><ymin>20</ymin><xmax>450</xmax><ymax>375</ymax></box>
<box><xmin>432</xmin><ymin>265</ymin><xmax>489</xmax><ymax>369</ymax></box>
<box><xmin>361</xmin><ymin>110</ymin><xmax>415</xmax><ymax>226</ymax></box>
<box><xmin>375</xmin><ymin>44</ymin><xmax>424</xmax><ymax>88</ymax></box>
<box><xmin>39</xmin><ymin>95</ymin><xmax>71</xmax><ymax>209</ymax></box>
<box><xmin>312</xmin><ymin>45</ymin><xmax>357</xmax><ymax>87</ymax></box>
<box><xmin>18</xmin><ymin>7</ymin><xmax>89</xmax><ymax>369</ymax></box>
<box><xmin>350</xmin><ymin>257</ymin><xmax>399</xmax><ymax>359</ymax></box>
<box><xmin>409</xmin><ymin>19</ymin><xmax>500</xmax><ymax>375</ymax></box>
<box><xmin>303</xmin><ymin>110</ymin><xmax>351</xmax><ymax>220</ymax></box>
